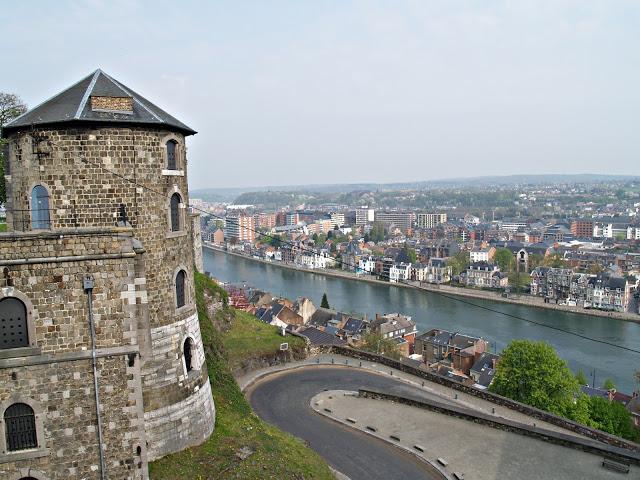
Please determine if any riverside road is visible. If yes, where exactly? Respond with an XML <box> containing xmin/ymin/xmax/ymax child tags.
<box><xmin>247</xmin><ymin>366</ymin><xmax>447</xmax><ymax>480</ymax></box>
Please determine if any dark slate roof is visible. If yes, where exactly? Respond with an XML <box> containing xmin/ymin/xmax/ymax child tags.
<box><xmin>580</xmin><ymin>385</ymin><xmax>609</xmax><ymax>399</ymax></box>
<box><xmin>309</xmin><ymin>307</ymin><xmax>338</xmax><ymax>327</ymax></box>
<box><xmin>342</xmin><ymin>318</ymin><xmax>366</xmax><ymax>335</ymax></box>
<box><xmin>3</xmin><ymin>69</ymin><xmax>196</xmax><ymax>136</ymax></box>
<box><xmin>470</xmin><ymin>352</ymin><xmax>500</xmax><ymax>374</ymax></box>
<box><xmin>298</xmin><ymin>326</ymin><xmax>346</xmax><ymax>346</ymax></box>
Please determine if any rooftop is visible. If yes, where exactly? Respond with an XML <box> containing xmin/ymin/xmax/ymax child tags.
<box><xmin>3</xmin><ymin>69</ymin><xmax>196</xmax><ymax>137</ymax></box>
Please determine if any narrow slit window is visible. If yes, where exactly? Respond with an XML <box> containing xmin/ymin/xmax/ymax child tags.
<box><xmin>167</xmin><ymin>140</ymin><xmax>178</xmax><ymax>170</ymax></box>
<box><xmin>176</xmin><ymin>270</ymin><xmax>186</xmax><ymax>308</ymax></box>
<box><xmin>170</xmin><ymin>193</ymin><xmax>181</xmax><ymax>231</ymax></box>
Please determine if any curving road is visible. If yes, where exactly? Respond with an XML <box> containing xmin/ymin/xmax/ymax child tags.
<box><xmin>246</xmin><ymin>366</ymin><xmax>448</xmax><ymax>480</ymax></box>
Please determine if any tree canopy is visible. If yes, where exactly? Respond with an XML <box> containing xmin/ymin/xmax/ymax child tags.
<box><xmin>446</xmin><ymin>250</ymin><xmax>470</xmax><ymax>276</ymax></box>
<box><xmin>493</xmin><ymin>248</ymin><xmax>514</xmax><ymax>272</ymax></box>
<box><xmin>369</xmin><ymin>222</ymin><xmax>386</xmax><ymax>243</ymax></box>
<box><xmin>489</xmin><ymin>340</ymin><xmax>579</xmax><ymax>416</ymax></box>
<box><xmin>359</xmin><ymin>331</ymin><xmax>401</xmax><ymax>360</ymax></box>
<box><xmin>575</xmin><ymin>369</ymin><xmax>588</xmax><ymax>386</ymax></box>
<box><xmin>491</xmin><ymin>340</ymin><xmax>639</xmax><ymax>441</ymax></box>
<box><xmin>320</xmin><ymin>293</ymin><xmax>330</xmax><ymax>309</ymax></box>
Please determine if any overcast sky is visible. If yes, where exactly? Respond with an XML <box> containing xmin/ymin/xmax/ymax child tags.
<box><xmin>3</xmin><ymin>1</ymin><xmax>639</xmax><ymax>189</ymax></box>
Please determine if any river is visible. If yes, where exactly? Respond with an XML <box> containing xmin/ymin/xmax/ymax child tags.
<box><xmin>203</xmin><ymin>248</ymin><xmax>640</xmax><ymax>393</ymax></box>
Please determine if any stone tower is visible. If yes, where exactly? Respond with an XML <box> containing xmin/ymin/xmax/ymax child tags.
<box><xmin>0</xmin><ymin>70</ymin><xmax>215</xmax><ymax>479</ymax></box>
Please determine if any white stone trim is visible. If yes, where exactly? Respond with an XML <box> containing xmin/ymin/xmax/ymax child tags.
<box><xmin>144</xmin><ymin>380</ymin><xmax>215</xmax><ymax>461</ymax></box>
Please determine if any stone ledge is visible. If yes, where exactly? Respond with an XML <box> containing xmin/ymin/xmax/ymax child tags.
<box><xmin>0</xmin><ymin>447</ymin><xmax>49</xmax><ymax>464</ymax></box>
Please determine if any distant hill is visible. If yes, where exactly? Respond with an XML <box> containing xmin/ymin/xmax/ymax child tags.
<box><xmin>191</xmin><ymin>174</ymin><xmax>640</xmax><ymax>203</ymax></box>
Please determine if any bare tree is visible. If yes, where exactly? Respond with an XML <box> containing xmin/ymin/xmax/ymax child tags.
<box><xmin>0</xmin><ymin>93</ymin><xmax>27</xmax><ymax>129</ymax></box>
<box><xmin>0</xmin><ymin>93</ymin><xmax>28</xmax><ymax>205</ymax></box>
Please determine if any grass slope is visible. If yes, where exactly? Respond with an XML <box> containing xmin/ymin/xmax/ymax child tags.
<box><xmin>223</xmin><ymin>309</ymin><xmax>306</xmax><ymax>372</ymax></box>
<box><xmin>149</xmin><ymin>272</ymin><xmax>333</xmax><ymax>480</ymax></box>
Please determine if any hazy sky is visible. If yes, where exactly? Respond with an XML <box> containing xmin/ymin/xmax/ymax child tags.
<box><xmin>3</xmin><ymin>1</ymin><xmax>640</xmax><ymax>189</ymax></box>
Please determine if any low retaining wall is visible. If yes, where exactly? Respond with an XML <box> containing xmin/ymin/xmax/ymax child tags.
<box><xmin>359</xmin><ymin>387</ymin><xmax>640</xmax><ymax>467</ymax></box>
<box><xmin>326</xmin><ymin>346</ymin><xmax>640</xmax><ymax>452</ymax></box>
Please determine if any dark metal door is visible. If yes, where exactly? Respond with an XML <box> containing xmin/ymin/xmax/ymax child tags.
<box><xmin>0</xmin><ymin>297</ymin><xmax>28</xmax><ymax>349</ymax></box>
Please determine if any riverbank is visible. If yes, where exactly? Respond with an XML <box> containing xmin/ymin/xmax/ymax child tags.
<box><xmin>203</xmin><ymin>243</ymin><xmax>640</xmax><ymax>324</ymax></box>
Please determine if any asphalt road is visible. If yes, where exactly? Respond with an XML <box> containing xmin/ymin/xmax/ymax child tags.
<box><xmin>246</xmin><ymin>366</ymin><xmax>448</xmax><ymax>480</ymax></box>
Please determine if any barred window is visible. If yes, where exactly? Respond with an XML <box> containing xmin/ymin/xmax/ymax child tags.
<box><xmin>5</xmin><ymin>403</ymin><xmax>37</xmax><ymax>451</ymax></box>
<box><xmin>176</xmin><ymin>270</ymin><xmax>186</xmax><ymax>308</ymax></box>
<box><xmin>0</xmin><ymin>297</ymin><xmax>28</xmax><ymax>349</ymax></box>
<box><xmin>170</xmin><ymin>193</ymin><xmax>181</xmax><ymax>231</ymax></box>
<box><xmin>166</xmin><ymin>140</ymin><xmax>178</xmax><ymax>170</ymax></box>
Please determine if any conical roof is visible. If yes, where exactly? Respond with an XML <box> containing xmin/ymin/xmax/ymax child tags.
<box><xmin>2</xmin><ymin>69</ymin><xmax>196</xmax><ymax>136</ymax></box>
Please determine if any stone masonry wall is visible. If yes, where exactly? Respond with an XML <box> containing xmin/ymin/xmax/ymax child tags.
<box><xmin>0</xmin><ymin>230</ymin><xmax>148</xmax><ymax>479</ymax></box>
<box><xmin>5</xmin><ymin>125</ymin><xmax>215</xmax><ymax>460</ymax></box>
<box><xmin>144</xmin><ymin>380</ymin><xmax>216</xmax><ymax>461</ymax></box>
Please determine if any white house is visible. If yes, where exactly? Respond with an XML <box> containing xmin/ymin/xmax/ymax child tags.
<box><xmin>470</xmin><ymin>247</ymin><xmax>493</xmax><ymax>263</ymax></box>
<box><xmin>390</xmin><ymin>263</ymin><xmax>411</xmax><ymax>283</ymax></box>
<box><xmin>358</xmin><ymin>256</ymin><xmax>377</xmax><ymax>275</ymax></box>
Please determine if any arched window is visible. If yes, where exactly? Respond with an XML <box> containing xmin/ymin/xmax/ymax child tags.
<box><xmin>176</xmin><ymin>270</ymin><xmax>186</xmax><ymax>308</ymax></box>
<box><xmin>170</xmin><ymin>193</ymin><xmax>182</xmax><ymax>232</ymax></box>
<box><xmin>0</xmin><ymin>297</ymin><xmax>28</xmax><ymax>349</ymax></box>
<box><xmin>4</xmin><ymin>403</ymin><xmax>37</xmax><ymax>451</ymax></box>
<box><xmin>31</xmin><ymin>185</ymin><xmax>50</xmax><ymax>230</ymax></box>
<box><xmin>166</xmin><ymin>140</ymin><xmax>178</xmax><ymax>170</ymax></box>
<box><xmin>183</xmin><ymin>337</ymin><xmax>194</xmax><ymax>372</ymax></box>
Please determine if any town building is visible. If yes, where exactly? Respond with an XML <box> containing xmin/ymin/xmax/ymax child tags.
<box><xmin>374</xmin><ymin>211</ymin><xmax>414</xmax><ymax>232</ymax></box>
<box><xmin>465</xmin><ymin>262</ymin><xmax>508</xmax><ymax>289</ymax></box>
<box><xmin>416</xmin><ymin>213</ymin><xmax>447</xmax><ymax>229</ymax></box>
<box><xmin>330</xmin><ymin>212</ymin><xmax>345</xmax><ymax>228</ymax></box>
<box><xmin>415</xmin><ymin>329</ymin><xmax>488</xmax><ymax>375</ymax></box>
<box><xmin>371</xmin><ymin>313</ymin><xmax>417</xmax><ymax>353</ymax></box>
<box><xmin>389</xmin><ymin>263</ymin><xmax>411</xmax><ymax>283</ymax></box>
<box><xmin>469</xmin><ymin>247</ymin><xmax>495</xmax><ymax>263</ymax></box>
<box><xmin>570</xmin><ymin>219</ymin><xmax>594</xmax><ymax>239</ymax></box>
<box><xmin>355</xmin><ymin>207</ymin><xmax>375</xmax><ymax>226</ymax></box>
<box><xmin>0</xmin><ymin>70</ymin><xmax>215</xmax><ymax>479</ymax></box>
<box><xmin>425</xmin><ymin>258</ymin><xmax>452</xmax><ymax>284</ymax></box>
<box><xmin>225</xmin><ymin>212</ymin><xmax>255</xmax><ymax>243</ymax></box>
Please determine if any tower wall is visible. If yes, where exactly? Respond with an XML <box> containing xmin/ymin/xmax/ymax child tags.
<box><xmin>3</xmin><ymin>125</ymin><xmax>215</xmax><ymax>469</ymax></box>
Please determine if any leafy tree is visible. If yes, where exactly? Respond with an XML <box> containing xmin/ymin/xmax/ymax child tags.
<box><xmin>588</xmin><ymin>396</ymin><xmax>635</xmax><ymax>439</ymax></box>
<box><xmin>446</xmin><ymin>250</ymin><xmax>470</xmax><ymax>276</ymax></box>
<box><xmin>494</xmin><ymin>248</ymin><xmax>514</xmax><ymax>272</ymax></box>
<box><xmin>527</xmin><ymin>253</ymin><xmax>544</xmax><ymax>271</ymax></box>
<box><xmin>489</xmin><ymin>340</ymin><xmax>579</xmax><ymax>416</ymax></box>
<box><xmin>588</xmin><ymin>263</ymin><xmax>604</xmax><ymax>275</ymax></box>
<box><xmin>575</xmin><ymin>369</ymin><xmax>588</xmax><ymax>386</ymax></box>
<box><xmin>369</xmin><ymin>222</ymin><xmax>386</xmax><ymax>243</ymax></box>
<box><xmin>320</xmin><ymin>293</ymin><xmax>330</xmax><ymax>309</ymax></box>
<box><xmin>363</xmin><ymin>233</ymin><xmax>370</xmax><ymax>243</ymax></box>
<box><xmin>0</xmin><ymin>93</ymin><xmax>28</xmax><ymax>205</ymax></box>
<box><xmin>602</xmin><ymin>378</ymin><xmax>616</xmax><ymax>391</ymax></box>
<box><xmin>401</xmin><ymin>243</ymin><xmax>417</xmax><ymax>263</ymax></box>
<box><xmin>360</xmin><ymin>331</ymin><xmax>401</xmax><ymax>360</ymax></box>
<box><xmin>543</xmin><ymin>253</ymin><xmax>566</xmax><ymax>268</ymax></box>
<box><xmin>268</xmin><ymin>234</ymin><xmax>282</xmax><ymax>248</ymax></box>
